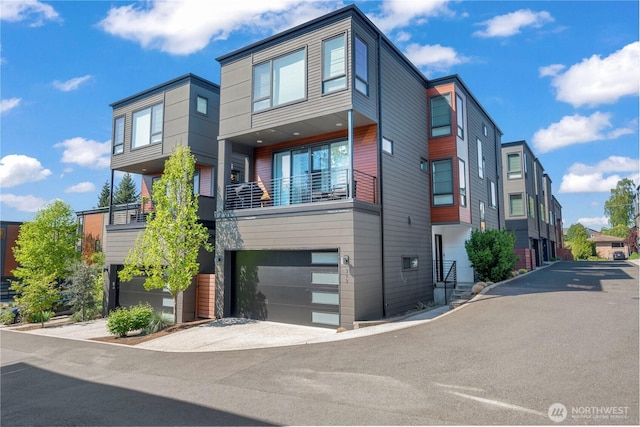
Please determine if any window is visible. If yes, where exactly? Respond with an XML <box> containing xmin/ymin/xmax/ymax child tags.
<box><xmin>540</xmin><ymin>202</ymin><xmax>545</xmax><ymax>222</ymax></box>
<box><xmin>420</xmin><ymin>158</ymin><xmax>428</xmax><ymax>172</ymax></box>
<box><xmin>430</xmin><ymin>94</ymin><xmax>451</xmax><ymax>137</ymax></box>
<box><xmin>193</xmin><ymin>169</ymin><xmax>200</xmax><ymax>195</ymax></box>
<box><xmin>132</xmin><ymin>103</ymin><xmax>163</xmax><ymax>149</ymax></box>
<box><xmin>382</xmin><ymin>137</ymin><xmax>393</xmax><ymax>154</ymax></box>
<box><xmin>113</xmin><ymin>116</ymin><xmax>124</xmax><ymax>154</ymax></box>
<box><xmin>483</xmin><ymin>124</ymin><xmax>488</xmax><ymax>137</ymax></box>
<box><xmin>528</xmin><ymin>195</ymin><xmax>536</xmax><ymax>218</ymax></box>
<box><xmin>432</xmin><ymin>159</ymin><xmax>453</xmax><ymax>205</ymax></box>
<box><xmin>611</xmin><ymin>242</ymin><xmax>624</xmax><ymax>248</ymax></box>
<box><xmin>524</xmin><ymin>152</ymin><xmax>528</xmax><ymax>175</ymax></box>
<box><xmin>489</xmin><ymin>181</ymin><xmax>497</xmax><ymax>208</ymax></box>
<box><xmin>253</xmin><ymin>49</ymin><xmax>306</xmax><ymax>112</ymax></box>
<box><xmin>459</xmin><ymin>159</ymin><xmax>467</xmax><ymax>207</ymax></box>
<box><xmin>509</xmin><ymin>193</ymin><xmax>524</xmax><ymax>216</ymax></box>
<box><xmin>507</xmin><ymin>153</ymin><xmax>522</xmax><ymax>179</ymax></box>
<box><xmin>480</xmin><ymin>201</ymin><xmax>486</xmax><ymax>231</ymax></box>
<box><xmin>456</xmin><ymin>94</ymin><xmax>465</xmax><ymax>139</ymax></box>
<box><xmin>322</xmin><ymin>34</ymin><xmax>346</xmax><ymax>93</ymax></box>
<box><xmin>477</xmin><ymin>138</ymin><xmax>484</xmax><ymax>179</ymax></box>
<box><xmin>196</xmin><ymin>95</ymin><xmax>208</xmax><ymax>115</ymax></box>
<box><xmin>355</xmin><ymin>36</ymin><xmax>368</xmax><ymax>95</ymax></box>
<box><xmin>402</xmin><ymin>256</ymin><xmax>418</xmax><ymax>271</ymax></box>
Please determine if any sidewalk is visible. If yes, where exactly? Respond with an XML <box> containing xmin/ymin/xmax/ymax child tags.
<box><xmin>4</xmin><ymin>304</ymin><xmax>453</xmax><ymax>352</ymax></box>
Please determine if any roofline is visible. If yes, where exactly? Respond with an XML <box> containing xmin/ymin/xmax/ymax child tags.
<box><xmin>428</xmin><ymin>74</ymin><xmax>503</xmax><ymax>136</ymax></box>
<box><xmin>215</xmin><ymin>4</ymin><xmax>428</xmax><ymax>86</ymax></box>
<box><xmin>110</xmin><ymin>73</ymin><xmax>219</xmax><ymax>108</ymax></box>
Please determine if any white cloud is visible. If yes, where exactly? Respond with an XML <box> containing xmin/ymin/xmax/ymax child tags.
<box><xmin>542</xmin><ymin>41</ymin><xmax>640</xmax><ymax>107</ymax></box>
<box><xmin>54</xmin><ymin>137</ymin><xmax>110</xmax><ymax>169</ymax></box>
<box><xmin>0</xmin><ymin>154</ymin><xmax>52</xmax><ymax>188</ymax></box>
<box><xmin>559</xmin><ymin>156</ymin><xmax>639</xmax><ymax>193</ymax></box>
<box><xmin>65</xmin><ymin>182</ymin><xmax>96</xmax><ymax>193</ymax></box>
<box><xmin>1</xmin><ymin>97</ymin><xmax>21</xmax><ymax>114</ymax></box>
<box><xmin>538</xmin><ymin>64</ymin><xmax>564</xmax><ymax>77</ymax></box>
<box><xmin>559</xmin><ymin>173</ymin><xmax>623</xmax><ymax>193</ymax></box>
<box><xmin>404</xmin><ymin>43</ymin><xmax>470</xmax><ymax>75</ymax></box>
<box><xmin>0</xmin><ymin>0</ymin><xmax>61</xmax><ymax>27</ymax></box>
<box><xmin>578</xmin><ymin>216</ymin><xmax>609</xmax><ymax>229</ymax></box>
<box><xmin>473</xmin><ymin>9</ymin><xmax>553</xmax><ymax>38</ymax></box>
<box><xmin>369</xmin><ymin>0</ymin><xmax>452</xmax><ymax>33</ymax></box>
<box><xmin>532</xmin><ymin>112</ymin><xmax>635</xmax><ymax>153</ymax></box>
<box><xmin>53</xmin><ymin>75</ymin><xmax>92</xmax><ymax>92</ymax></box>
<box><xmin>0</xmin><ymin>193</ymin><xmax>50</xmax><ymax>212</ymax></box>
<box><xmin>98</xmin><ymin>0</ymin><xmax>338</xmax><ymax>55</ymax></box>
<box><xmin>568</xmin><ymin>156</ymin><xmax>639</xmax><ymax>175</ymax></box>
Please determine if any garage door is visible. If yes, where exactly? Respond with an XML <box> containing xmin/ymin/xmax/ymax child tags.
<box><xmin>232</xmin><ymin>250</ymin><xmax>340</xmax><ymax>328</ymax></box>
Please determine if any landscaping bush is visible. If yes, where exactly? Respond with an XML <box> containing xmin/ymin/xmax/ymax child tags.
<box><xmin>465</xmin><ymin>229</ymin><xmax>518</xmax><ymax>282</ymax></box>
<box><xmin>629</xmin><ymin>252</ymin><xmax>638</xmax><ymax>260</ymax></box>
<box><xmin>518</xmin><ymin>269</ymin><xmax>528</xmax><ymax>275</ymax></box>
<box><xmin>145</xmin><ymin>311</ymin><xmax>173</xmax><ymax>334</ymax></box>
<box><xmin>0</xmin><ymin>308</ymin><xmax>16</xmax><ymax>325</ymax></box>
<box><xmin>31</xmin><ymin>310</ymin><xmax>54</xmax><ymax>324</ymax></box>
<box><xmin>107</xmin><ymin>303</ymin><xmax>153</xmax><ymax>337</ymax></box>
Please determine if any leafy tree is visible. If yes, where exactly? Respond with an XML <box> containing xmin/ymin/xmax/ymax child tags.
<box><xmin>97</xmin><ymin>180</ymin><xmax>111</xmax><ymax>207</ymax></box>
<box><xmin>601</xmin><ymin>224</ymin><xmax>630</xmax><ymax>238</ymax></box>
<box><xmin>604</xmin><ymin>178</ymin><xmax>635</xmax><ymax>228</ymax></box>
<box><xmin>465</xmin><ymin>229</ymin><xmax>518</xmax><ymax>282</ymax></box>
<box><xmin>570</xmin><ymin>237</ymin><xmax>595</xmax><ymax>260</ymax></box>
<box><xmin>119</xmin><ymin>147</ymin><xmax>213</xmax><ymax>323</ymax></box>
<box><xmin>113</xmin><ymin>173</ymin><xmax>138</xmax><ymax>205</ymax></box>
<box><xmin>11</xmin><ymin>200</ymin><xmax>80</xmax><ymax>325</ymax></box>
<box><xmin>65</xmin><ymin>259</ymin><xmax>102</xmax><ymax>322</ymax></box>
<box><xmin>565</xmin><ymin>223</ymin><xmax>588</xmax><ymax>243</ymax></box>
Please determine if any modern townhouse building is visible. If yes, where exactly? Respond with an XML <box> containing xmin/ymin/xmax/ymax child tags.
<box><xmin>427</xmin><ymin>75</ymin><xmax>504</xmax><ymax>292</ymax></box>
<box><xmin>0</xmin><ymin>221</ymin><xmax>21</xmax><ymax>302</ymax></box>
<box><xmin>102</xmin><ymin>73</ymin><xmax>220</xmax><ymax>322</ymax></box>
<box><xmin>502</xmin><ymin>140</ymin><xmax>562</xmax><ymax>269</ymax></box>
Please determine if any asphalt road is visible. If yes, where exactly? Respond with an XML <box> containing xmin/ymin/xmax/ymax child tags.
<box><xmin>2</xmin><ymin>261</ymin><xmax>638</xmax><ymax>426</ymax></box>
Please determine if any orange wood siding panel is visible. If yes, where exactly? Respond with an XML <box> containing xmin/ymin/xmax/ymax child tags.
<box><xmin>196</xmin><ymin>274</ymin><xmax>216</xmax><ymax>319</ymax></box>
<box><xmin>84</xmin><ymin>213</ymin><xmax>104</xmax><ymax>242</ymax></box>
<box><xmin>3</xmin><ymin>224</ymin><xmax>20</xmax><ymax>276</ymax></box>
<box><xmin>198</xmin><ymin>165</ymin><xmax>213</xmax><ymax>197</ymax></box>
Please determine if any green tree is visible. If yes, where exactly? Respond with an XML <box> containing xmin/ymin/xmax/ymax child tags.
<box><xmin>601</xmin><ymin>224</ymin><xmax>630</xmax><ymax>238</ymax></box>
<box><xmin>97</xmin><ymin>180</ymin><xmax>111</xmax><ymax>207</ymax></box>
<box><xmin>119</xmin><ymin>147</ymin><xmax>213</xmax><ymax>323</ymax></box>
<box><xmin>65</xmin><ymin>258</ymin><xmax>102</xmax><ymax>321</ymax></box>
<box><xmin>465</xmin><ymin>229</ymin><xmax>518</xmax><ymax>282</ymax></box>
<box><xmin>11</xmin><ymin>200</ymin><xmax>80</xmax><ymax>326</ymax></box>
<box><xmin>570</xmin><ymin>237</ymin><xmax>595</xmax><ymax>260</ymax></box>
<box><xmin>604</xmin><ymin>178</ymin><xmax>635</xmax><ymax>228</ymax></box>
<box><xmin>113</xmin><ymin>173</ymin><xmax>138</xmax><ymax>205</ymax></box>
<box><xmin>565</xmin><ymin>223</ymin><xmax>588</xmax><ymax>243</ymax></box>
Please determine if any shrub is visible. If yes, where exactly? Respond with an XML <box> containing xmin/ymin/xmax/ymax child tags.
<box><xmin>31</xmin><ymin>311</ymin><xmax>54</xmax><ymax>324</ymax></box>
<box><xmin>0</xmin><ymin>309</ymin><xmax>16</xmax><ymax>325</ymax></box>
<box><xmin>145</xmin><ymin>311</ymin><xmax>173</xmax><ymax>334</ymax></box>
<box><xmin>629</xmin><ymin>252</ymin><xmax>639</xmax><ymax>260</ymax></box>
<box><xmin>107</xmin><ymin>303</ymin><xmax>154</xmax><ymax>337</ymax></box>
<box><xmin>518</xmin><ymin>269</ymin><xmax>528</xmax><ymax>275</ymax></box>
<box><xmin>465</xmin><ymin>229</ymin><xmax>518</xmax><ymax>282</ymax></box>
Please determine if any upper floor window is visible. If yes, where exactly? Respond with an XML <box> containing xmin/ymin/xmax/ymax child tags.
<box><xmin>113</xmin><ymin>116</ymin><xmax>124</xmax><ymax>154</ymax></box>
<box><xmin>193</xmin><ymin>169</ymin><xmax>200</xmax><ymax>195</ymax></box>
<box><xmin>355</xmin><ymin>36</ymin><xmax>369</xmax><ymax>95</ymax></box>
<box><xmin>479</xmin><ymin>201</ymin><xmax>486</xmax><ymax>231</ymax></box>
<box><xmin>477</xmin><ymin>138</ymin><xmax>484</xmax><ymax>179</ymax></box>
<box><xmin>196</xmin><ymin>95</ymin><xmax>208</xmax><ymax>115</ymax></box>
<box><xmin>509</xmin><ymin>193</ymin><xmax>524</xmax><ymax>216</ymax></box>
<box><xmin>382</xmin><ymin>137</ymin><xmax>393</xmax><ymax>155</ymax></box>
<box><xmin>528</xmin><ymin>195</ymin><xmax>536</xmax><ymax>218</ymax></box>
<box><xmin>430</xmin><ymin>94</ymin><xmax>451</xmax><ymax>137</ymax></box>
<box><xmin>483</xmin><ymin>123</ymin><xmax>488</xmax><ymax>137</ymax></box>
<box><xmin>253</xmin><ymin>49</ymin><xmax>306</xmax><ymax>112</ymax></box>
<box><xmin>459</xmin><ymin>159</ymin><xmax>467</xmax><ymax>207</ymax></box>
<box><xmin>489</xmin><ymin>180</ymin><xmax>497</xmax><ymax>208</ymax></box>
<box><xmin>132</xmin><ymin>103</ymin><xmax>163</xmax><ymax>149</ymax></box>
<box><xmin>322</xmin><ymin>34</ymin><xmax>346</xmax><ymax>93</ymax></box>
<box><xmin>507</xmin><ymin>153</ymin><xmax>522</xmax><ymax>179</ymax></box>
<box><xmin>456</xmin><ymin>94</ymin><xmax>465</xmax><ymax>139</ymax></box>
<box><xmin>432</xmin><ymin>159</ymin><xmax>453</xmax><ymax>205</ymax></box>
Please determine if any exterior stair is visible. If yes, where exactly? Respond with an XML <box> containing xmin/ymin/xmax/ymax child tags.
<box><xmin>448</xmin><ymin>282</ymin><xmax>474</xmax><ymax>309</ymax></box>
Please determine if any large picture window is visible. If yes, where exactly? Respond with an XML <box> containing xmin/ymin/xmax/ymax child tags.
<box><xmin>113</xmin><ymin>116</ymin><xmax>124</xmax><ymax>154</ymax></box>
<box><xmin>430</xmin><ymin>94</ymin><xmax>451</xmax><ymax>137</ymax></box>
<box><xmin>507</xmin><ymin>153</ymin><xmax>522</xmax><ymax>179</ymax></box>
<box><xmin>253</xmin><ymin>49</ymin><xmax>306</xmax><ymax>112</ymax></box>
<box><xmin>322</xmin><ymin>35</ymin><xmax>346</xmax><ymax>93</ymax></box>
<box><xmin>509</xmin><ymin>193</ymin><xmax>524</xmax><ymax>216</ymax></box>
<box><xmin>432</xmin><ymin>159</ymin><xmax>453</xmax><ymax>205</ymax></box>
<box><xmin>132</xmin><ymin>103</ymin><xmax>163</xmax><ymax>149</ymax></box>
<box><xmin>355</xmin><ymin>36</ymin><xmax>368</xmax><ymax>95</ymax></box>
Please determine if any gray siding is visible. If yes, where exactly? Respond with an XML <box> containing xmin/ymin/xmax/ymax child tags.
<box><xmin>351</xmin><ymin>18</ymin><xmax>378</xmax><ymax>123</ymax></box>
<box><xmin>378</xmin><ymin>42</ymin><xmax>432</xmax><ymax>315</ymax></box>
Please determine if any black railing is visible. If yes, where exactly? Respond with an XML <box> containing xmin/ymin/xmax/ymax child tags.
<box><xmin>433</xmin><ymin>260</ymin><xmax>457</xmax><ymax>302</ymax></box>
<box><xmin>109</xmin><ymin>203</ymin><xmax>150</xmax><ymax>226</ymax></box>
<box><xmin>225</xmin><ymin>168</ymin><xmax>377</xmax><ymax>210</ymax></box>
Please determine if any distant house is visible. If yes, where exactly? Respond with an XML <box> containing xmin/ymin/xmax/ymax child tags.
<box><xmin>0</xmin><ymin>221</ymin><xmax>22</xmax><ymax>302</ymax></box>
<box><xmin>588</xmin><ymin>234</ymin><xmax>629</xmax><ymax>259</ymax></box>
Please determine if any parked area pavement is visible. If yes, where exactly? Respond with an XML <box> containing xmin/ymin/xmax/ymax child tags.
<box><xmin>6</xmin><ymin>260</ymin><xmax>636</xmax><ymax>352</ymax></box>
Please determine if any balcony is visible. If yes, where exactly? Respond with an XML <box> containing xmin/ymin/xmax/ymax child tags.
<box><xmin>108</xmin><ymin>195</ymin><xmax>216</xmax><ymax>227</ymax></box>
<box><xmin>225</xmin><ymin>169</ymin><xmax>377</xmax><ymax>210</ymax></box>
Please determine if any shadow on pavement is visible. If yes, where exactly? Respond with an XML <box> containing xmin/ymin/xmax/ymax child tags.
<box><xmin>1</xmin><ymin>362</ymin><xmax>272</xmax><ymax>426</ymax></box>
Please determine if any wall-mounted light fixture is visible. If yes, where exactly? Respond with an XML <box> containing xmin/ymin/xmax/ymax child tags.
<box><xmin>341</xmin><ymin>255</ymin><xmax>350</xmax><ymax>265</ymax></box>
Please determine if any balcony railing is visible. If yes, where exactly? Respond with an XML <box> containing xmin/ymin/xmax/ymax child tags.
<box><xmin>108</xmin><ymin>195</ymin><xmax>216</xmax><ymax>226</ymax></box>
<box><xmin>225</xmin><ymin>169</ymin><xmax>377</xmax><ymax>210</ymax></box>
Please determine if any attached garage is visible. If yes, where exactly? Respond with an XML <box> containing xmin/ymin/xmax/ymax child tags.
<box><xmin>231</xmin><ymin>249</ymin><xmax>340</xmax><ymax>328</ymax></box>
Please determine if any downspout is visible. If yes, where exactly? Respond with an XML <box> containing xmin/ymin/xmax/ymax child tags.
<box><xmin>348</xmin><ymin>109</ymin><xmax>354</xmax><ymax>199</ymax></box>
<box><xmin>108</xmin><ymin>169</ymin><xmax>114</xmax><ymax>225</ymax></box>
<box><xmin>376</xmin><ymin>33</ymin><xmax>386</xmax><ymax>317</ymax></box>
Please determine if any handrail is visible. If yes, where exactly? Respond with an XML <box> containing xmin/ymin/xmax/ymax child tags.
<box><xmin>433</xmin><ymin>260</ymin><xmax>457</xmax><ymax>302</ymax></box>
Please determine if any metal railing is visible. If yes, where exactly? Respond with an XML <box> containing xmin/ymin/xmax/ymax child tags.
<box><xmin>109</xmin><ymin>203</ymin><xmax>149</xmax><ymax>226</ymax></box>
<box><xmin>433</xmin><ymin>260</ymin><xmax>457</xmax><ymax>302</ymax></box>
<box><xmin>225</xmin><ymin>168</ymin><xmax>377</xmax><ymax>210</ymax></box>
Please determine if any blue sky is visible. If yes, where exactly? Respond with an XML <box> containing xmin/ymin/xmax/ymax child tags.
<box><xmin>1</xmin><ymin>0</ymin><xmax>638</xmax><ymax>230</ymax></box>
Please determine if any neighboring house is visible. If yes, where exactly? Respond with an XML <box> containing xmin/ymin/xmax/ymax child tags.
<box><xmin>0</xmin><ymin>221</ymin><xmax>21</xmax><ymax>302</ymax></box>
<box><xmin>502</xmin><ymin>140</ymin><xmax>563</xmax><ymax>270</ymax></box>
<box><xmin>102</xmin><ymin>74</ymin><xmax>220</xmax><ymax>322</ymax></box>
<box><xmin>427</xmin><ymin>75</ymin><xmax>504</xmax><ymax>287</ymax></box>
<box><xmin>76</xmin><ymin>207</ymin><xmax>108</xmax><ymax>260</ymax></box>
<box><xmin>589</xmin><ymin>234</ymin><xmax>629</xmax><ymax>259</ymax></box>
